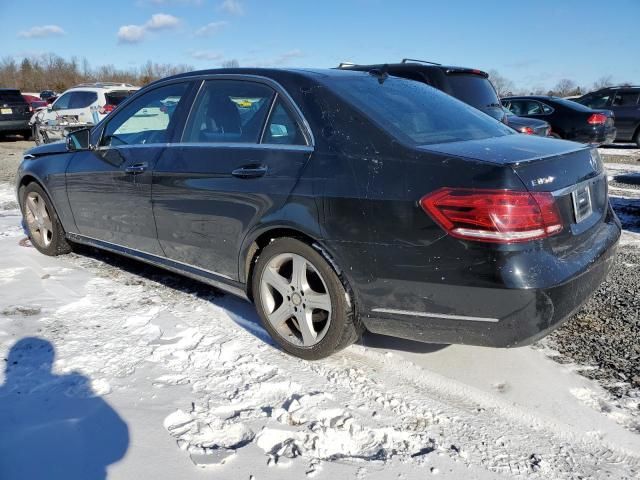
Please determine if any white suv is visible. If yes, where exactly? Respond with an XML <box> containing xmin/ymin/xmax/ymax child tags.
<box><xmin>31</xmin><ymin>82</ymin><xmax>140</xmax><ymax>144</ymax></box>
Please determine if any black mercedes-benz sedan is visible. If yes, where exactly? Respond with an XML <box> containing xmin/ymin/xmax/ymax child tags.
<box><xmin>17</xmin><ymin>68</ymin><xmax>620</xmax><ymax>359</ymax></box>
<box><xmin>502</xmin><ymin>95</ymin><xmax>616</xmax><ymax>145</ymax></box>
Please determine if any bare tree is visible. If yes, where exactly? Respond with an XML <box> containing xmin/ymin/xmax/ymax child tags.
<box><xmin>487</xmin><ymin>70</ymin><xmax>514</xmax><ymax>97</ymax></box>
<box><xmin>552</xmin><ymin>78</ymin><xmax>582</xmax><ymax>97</ymax></box>
<box><xmin>221</xmin><ymin>59</ymin><xmax>240</xmax><ymax>68</ymax></box>
<box><xmin>592</xmin><ymin>75</ymin><xmax>613</xmax><ymax>90</ymax></box>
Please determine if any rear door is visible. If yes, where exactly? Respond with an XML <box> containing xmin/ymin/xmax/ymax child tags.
<box><xmin>66</xmin><ymin>81</ymin><xmax>193</xmax><ymax>255</ymax></box>
<box><xmin>152</xmin><ymin>78</ymin><xmax>313</xmax><ymax>280</ymax></box>
<box><xmin>610</xmin><ymin>89</ymin><xmax>640</xmax><ymax>140</ymax></box>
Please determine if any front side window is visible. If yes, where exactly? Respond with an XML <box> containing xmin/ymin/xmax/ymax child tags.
<box><xmin>580</xmin><ymin>93</ymin><xmax>611</xmax><ymax>109</ymax></box>
<box><xmin>183</xmin><ymin>80</ymin><xmax>274</xmax><ymax>144</ymax></box>
<box><xmin>52</xmin><ymin>92</ymin><xmax>72</xmax><ymax>110</ymax></box>
<box><xmin>68</xmin><ymin>91</ymin><xmax>98</xmax><ymax>109</ymax></box>
<box><xmin>262</xmin><ymin>99</ymin><xmax>306</xmax><ymax>145</ymax></box>
<box><xmin>326</xmin><ymin>75</ymin><xmax>512</xmax><ymax>146</ymax></box>
<box><xmin>101</xmin><ymin>82</ymin><xmax>189</xmax><ymax>147</ymax></box>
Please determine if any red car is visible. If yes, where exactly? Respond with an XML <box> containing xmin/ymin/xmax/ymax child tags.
<box><xmin>22</xmin><ymin>94</ymin><xmax>48</xmax><ymax>111</ymax></box>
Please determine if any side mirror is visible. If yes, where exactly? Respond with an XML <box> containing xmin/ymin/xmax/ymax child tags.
<box><xmin>66</xmin><ymin>128</ymin><xmax>92</xmax><ymax>151</ymax></box>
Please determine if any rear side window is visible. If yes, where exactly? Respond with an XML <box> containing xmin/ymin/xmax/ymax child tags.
<box><xmin>446</xmin><ymin>74</ymin><xmax>500</xmax><ymax>110</ymax></box>
<box><xmin>0</xmin><ymin>90</ymin><xmax>25</xmax><ymax>103</ymax></box>
<box><xmin>327</xmin><ymin>75</ymin><xmax>513</xmax><ymax>145</ymax></box>
<box><xmin>262</xmin><ymin>99</ymin><xmax>306</xmax><ymax>145</ymax></box>
<box><xmin>69</xmin><ymin>91</ymin><xmax>98</xmax><ymax>108</ymax></box>
<box><xmin>612</xmin><ymin>91</ymin><xmax>640</xmax><ymax>106</ymax></box>
<box><xmin>105</xmin><ymin>90</ymin><xmax>137</xmax><ymax>106</ymax></box>
<box><xmin>183</xmin><ymin>80</ymin><xmax>274</xmax><ymax>144</ymax></box>
<box><xmin>52</xmin><ymin>92</ymin><xmax>72</xmax><ymax>110</ymax></box>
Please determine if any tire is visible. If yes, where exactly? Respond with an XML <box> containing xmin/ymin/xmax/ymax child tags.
<box><xmin>21</xmin><ymin>129</ymin><xmax>32</xmax><ymax>141</ymax></box>
<box><xmin>20</xmin><ymin>182</ymin><xmax>71</xmax><ymax>256</ymax></box>
<box><xmin>252</xmin><ymin>238</ymin><xmax>362</xmax><ymax>360</ymax></box>
<box><xmin>634</xmin><ymin>128</ymin><xmax>640</xmax><ymax>148</ymax></box>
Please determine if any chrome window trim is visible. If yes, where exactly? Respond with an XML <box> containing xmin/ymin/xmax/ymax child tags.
<box><xmin>168</xmin><ymin>142</ymin><xmax>314</xmax><ymax>152</ymax></box>
<box><xmin>259</xmin><ymin>92</ymin><xmax>279</xmax><ymax>144</ymax></box>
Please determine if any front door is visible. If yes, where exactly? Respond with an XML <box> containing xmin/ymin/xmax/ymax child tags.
<box><xmin>152</xmin><ymin>79</ymin><xmax>313</xmax><ymax>280</ymax></box>
<box><xmin>66</xmin><ymin>81</ymin><xmax>193</xmax><ymax>255</ymax></box>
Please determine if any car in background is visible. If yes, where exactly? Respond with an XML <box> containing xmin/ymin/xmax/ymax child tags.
<box><xmin>501</xmin><ymin>96</ymin><xmax>616</xmax><ymax>145</ymax></box>
<box><xmin>31</xmin><ymin>82</ymin><xmax>140</xmax><ymax>144</ymax></box>
<box><xmin>573</xmin><ymin>86</ymin><xmax>640</xmax><ymax>146</ymax></box>
<box><xmin>0</xmin><ymin>88</ymin><xmax>31</xmax><ymax>139</ymax></box>
<box><xmin>17</xmin><ymin>68</ymin><xmax>620</xmax><ymax>359</ymax></box>
<box><xmin>22</xmin><ymin>94</ymin><xmax>48</xmax><ymax>111</ymax></box>
<box><xmin>337</xmin><ymin>59</ymin><xmax>507</xmax><ymax>122</ymax></box>
<box><xmin>503</xmin><ymin>107</ymin><xmax>550</xmax><ymax>136</ymax></box>
<box><xmin>39</xmin><ymin>90</ymin><xmax>57</xmax><ymax>102</ymax></box>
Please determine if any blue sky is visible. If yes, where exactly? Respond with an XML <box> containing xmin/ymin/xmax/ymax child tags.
<box><xmin>1</xmin><ymin>0</ymin><xmax>638</xmax><ymax>90</ymax></box>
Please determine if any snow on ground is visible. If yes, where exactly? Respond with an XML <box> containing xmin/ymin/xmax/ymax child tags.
<box><xmin>1</xmin><ymin>181</ymin><xmax>640</xmax><ymax>479</ymax></box>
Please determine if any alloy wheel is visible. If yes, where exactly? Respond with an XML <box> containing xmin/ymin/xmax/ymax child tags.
<box><xmin>24</xmin><ymin>192</ymin><xmax>53</xmax><ymax>248</ymax></box>
<box><xmin>260</xmin><ymin>253</ymin><xmax>332</xmax><ymax>347</ymax></box>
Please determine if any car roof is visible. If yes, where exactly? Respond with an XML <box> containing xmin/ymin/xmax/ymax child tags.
<box><xmin>503</xmin><ymin>95</ymin><xmax>559</xmax><ymax>101</ymax></box>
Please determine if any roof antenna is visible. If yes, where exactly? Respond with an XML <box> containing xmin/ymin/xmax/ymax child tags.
<box><xmin>368</xmin><ymin>64</ymin><xmax>389</xmax><ymax>84</ymax></box>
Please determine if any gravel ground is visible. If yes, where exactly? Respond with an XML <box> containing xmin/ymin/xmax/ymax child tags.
<box><xmin>1</xmin><ymin>137</ymin><xmax>639</xmax><ymax>419</ymax></box>
<box><xmin>0</xmin><ymin>138</ymin><xmax>31</xmax><ymax>183</ymax></box>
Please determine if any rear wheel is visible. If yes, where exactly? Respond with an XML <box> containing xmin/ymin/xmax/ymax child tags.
<box><xmin>21</xmin><ymin>129</ymin><xmax>32</xmax><ymax>141</ymax></box>
<box><xmin>252</xmin><ymin>238</ymin><xmax>361</xmax><ymax>360</ymax></box>
<box><xmin>634</xmin><ymin>128</ymin><xmax>640</xmax><ymax>148</ymax></box>
<box><xmin>20</xmin><ymin>183</ymin><xmax>71</xmax><ymax>256</ymax></box>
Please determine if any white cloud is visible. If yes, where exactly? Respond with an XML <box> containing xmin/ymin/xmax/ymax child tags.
<box><xmin>219</xmin><ymin>0</ymin><xmax>244</xmax><ymax>15</ymax></box>
<box><xmin>146</xmin><ymin>13</ymin><xmax>181</xmax><ymax>30</ymax></box>
<box><xmin>190</xmin><ymin>50</ymin><xmax>224</xmax><ymax>61</ymax></box>
<box><xmin>18</xmin><ymin>25</ymin><xmax>65</xmax><ymax>38</ymax></box>
<box><xmin>117</xmin><ymin>13</ymin><xmax>181</xmax><ymax>44</ymax></box>
<box><xmin>117</xmin><ymin>25</ymin><xmax>147</xmax><ymax>44</ymax></box>
<box><xmin>194</xmin><ymin>21</ymin><xmax>227</xmax><ymax>37</ymax></box>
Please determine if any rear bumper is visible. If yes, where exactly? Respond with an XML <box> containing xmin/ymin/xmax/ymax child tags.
<box><xmin>342</xmin><ymin>210</ymin><xmax>621</xmax><ymax>347</ymax></box>
<box><xmin>0</xmin><ymin>119</ymin><xmax>30</xmax><ymax>132</ymax></box>
<box><xmin>571</xmin><ymin>125</ymin><xmax>616</xmax><ymax>145</ymax></box>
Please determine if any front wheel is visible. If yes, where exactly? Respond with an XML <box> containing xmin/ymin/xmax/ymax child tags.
<box><xmin>20</xmin><ymin>183</ymin><xmax>71</xmax><ymax>256</ymax></box>
<box><xmin>252</xmin><ymin>238</ymin><xmax>361</xmax><ymax>360</ymax></box>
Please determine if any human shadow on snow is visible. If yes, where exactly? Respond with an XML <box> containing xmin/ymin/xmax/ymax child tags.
<box><xmin>0</xmin><ymin>337</ymin><xmax>129</xmax><ymax>480</ymax></box>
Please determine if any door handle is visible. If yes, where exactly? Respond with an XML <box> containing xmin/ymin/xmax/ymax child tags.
<box><xmin>231</xmin><ymin>164</ymin><xmax>268</xmax><ymax>178</ymax></box>
<box><xmin>125</xmin><ymin>162</ymin><xmax>148</xmax><ymax>174</ymax></box>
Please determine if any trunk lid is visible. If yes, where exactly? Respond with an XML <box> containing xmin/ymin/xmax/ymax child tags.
<box><xmin>420</xmin><ymin>134</ymin><xmax>608</xmax><ymax>241</ymax></box>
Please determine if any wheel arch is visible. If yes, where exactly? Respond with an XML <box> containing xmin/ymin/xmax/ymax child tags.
<box><xmin>240</xmin><ymin>226</ymin><xmax>356</xmax><ymax>311</ymax></box>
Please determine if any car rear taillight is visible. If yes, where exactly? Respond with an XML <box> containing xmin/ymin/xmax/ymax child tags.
<box><xmin>519</xmin><ymin>126</ymin><xmax>535</xmax><ymax>135</ymax></box>
<box><xmin>420</xmin><ymin>188</ymin><xmax>563</xmax><ymax>244</ymax></box>
<box><xmin>99</xmin><ymin>104</ymin><xmax>116</xmax><ymax>115</ymax></box>
<box><xmin>587</xmin><ymin>113</ymin><xmax>607</xmax><ymax>125</ymax></box>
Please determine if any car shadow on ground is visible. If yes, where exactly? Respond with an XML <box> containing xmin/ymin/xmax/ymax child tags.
<box><xmin>0</xmin><ymin>337</ymin><xmax>129</xmax><ymax>480</ymax></box>
<box><xmin>611</xmin><ymin>197</ymin><xmax>640</xmax><ymax>233</ymax></box>
<box><xmin>69</xmin><ymin>244</ymin><xmax>450</xmax><ymax>355</ymax></box>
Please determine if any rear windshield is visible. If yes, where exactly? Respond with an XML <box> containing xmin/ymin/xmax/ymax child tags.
<box><xmin>105</xmin><ymin>90</ymin><xmax>137</xmax><ymax>106</ymax></box>
<box><xmin>553</xmin><ymin>97</ymin><xmax>595</xmax><ymax>112</ymax></box>
<box><xmin>326</xmin><ymin>75</ymin><xmax>513</xmax><ymax>145</ymax></box>
<box><xmin>447</xmin><ymin>74</ymin><xmax>500</xmax><ymax>110</ymax></box>
<box><xmin>0</xmin><ymin>90</ymin><xmax>25</xmax><ymax>103</ymax></box>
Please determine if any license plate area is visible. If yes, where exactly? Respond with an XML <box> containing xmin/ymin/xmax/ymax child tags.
<box><xmin>0</xmin><ymin>108</ymin><xmax>12</xmax><ymax>115</ymax></box>
<box><xmin>572</xmin><ymin>184</ymin><xmax>592</xmax><ymax>223</ymax></box>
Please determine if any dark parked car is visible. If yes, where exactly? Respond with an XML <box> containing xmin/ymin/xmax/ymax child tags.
<box><xmin>502</xmin><ymin>96</ymin><xmax>616</xmax><ymax>145</ymax></box>
<box><xmin>0</xmin><ymin>89</ymin><xmax>32</xmax><ymax>139</ymax></box>
<box><xmin>39</xmin><ymin>90</ymin><xmax>57</xmax><ymax>102</ymax></box>
<box><xmin>573</xmin><ymin>86</ymin><xmax>640</xmax><ymax>146</ymax></box>
<box><xmin>17</xmin><ymin>68</ymin><xmax>620</xmax><ymax>359</ymax></box>
<box><xmin>503</xmin><ymin>107</ymin><xmax>550</xmax><ymax>136</ymax></box>
<box><xmin>338</xmin><ymin>59</ymin><xmax>507</xmax><ymax>122</ymax></box>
